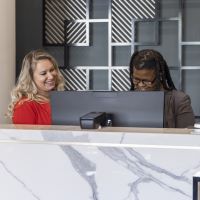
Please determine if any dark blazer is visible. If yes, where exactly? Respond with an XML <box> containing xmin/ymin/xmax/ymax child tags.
<box><xmin>164</xmin><ymin>90</ymin><xmax>195</xmax><ymax>128</ymax></box>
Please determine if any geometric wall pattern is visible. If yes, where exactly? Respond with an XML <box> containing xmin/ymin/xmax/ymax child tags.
<box><xmin>65</xmin><ymin>22</ymin><xmax>87</xmax><ymax>45</ymax></box>
<box><xmin>44</xmin><ymin>0</ymin><xmax>158</xmax><ymax>91</ymax></box>
<box><xmin>44</xmin><ymin>0</ymin><xmax>87</xmax><ymax>45</ymax></box>
<box><xmin>43</xmin><ymin>0</ymin><xmax>200</xmax><ymax>94</ymax></box>
<box><xmin>111</xmin><ymin>0</ymin><xmax>157</xmax><ymax>43</ymax></box>
<box><xmin>60</xmin><ymin>69</ymin><xmax>87</xmax><ymax>90</ymax></box>
<box><xmin>111</xmin><ymin>69</ymin><xmax>131</xmax><ymax>91</ymax></box>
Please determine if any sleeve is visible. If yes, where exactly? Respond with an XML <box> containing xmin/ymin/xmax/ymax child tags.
<box><xmin>12</xmin><ymin>101</ymin><xmax>36</xmax><ymax>124</ymax></box>
<box><xmin>176</xmin><ymin>93</ymin><xmax>195</xmax><ymax>128</ymax></box>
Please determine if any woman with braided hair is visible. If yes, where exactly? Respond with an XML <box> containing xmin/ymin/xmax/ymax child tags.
<box><xmin>129</xmin><ymin>49</ymin><xmax>195</xmax><ymax>128</ymax></box>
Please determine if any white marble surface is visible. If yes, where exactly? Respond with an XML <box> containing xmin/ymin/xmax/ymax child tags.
<box><xmin>194</xmin><ymin>171</ymin><xmax>200</xmax><ymax>177</ymax></box>
<box><xmin>0</xmin><ymin>125</ymin><xmax>199</xmax><ymax>200</ymax></box>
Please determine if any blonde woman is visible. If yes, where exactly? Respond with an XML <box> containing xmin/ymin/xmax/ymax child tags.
<box><xmin>7</xmin><ymin>49</ymin><xmax>64</xmax><ymax>124</ymax></box>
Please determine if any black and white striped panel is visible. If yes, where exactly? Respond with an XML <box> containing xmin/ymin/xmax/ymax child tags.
<box><xmin>44</xmin><ymin>0</ymin><xmax>87</xmax><ymax>45</ymax></box>
<box><xmin>112</xmin><ymin>69</ymin><xmax>131</xmax><ymax>91</ymax></box>
<box><xmin>66</xmin><ymin>22</ymin><xmax>87</xmax><ymax>44</ymax></box>
<box><xmin>60</xmin><ymin>69</ymin><xmax>87</xmax><ymax>90</ymax></box>
<box><xmin>111</xmin><ymin>0</ymin><xmax>157</xmax><ymax>43</ymax></box>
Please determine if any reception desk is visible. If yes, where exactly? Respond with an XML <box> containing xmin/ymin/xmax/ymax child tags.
<box><xmin>0</xmin><ymin>124</ymin><xmax>200</xmax><ymax>200</ymax></box>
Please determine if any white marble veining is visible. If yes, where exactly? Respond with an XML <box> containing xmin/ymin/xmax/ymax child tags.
<box><xmin>0</xmin><ymin>125</ymin><xmax>199</xmax><ymax>200</ymax></box>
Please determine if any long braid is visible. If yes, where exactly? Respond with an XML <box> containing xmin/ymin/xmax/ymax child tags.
<box><xmin>163</xmin><ymin>60</ymin><xmax>176</xmax><ymax>90</ymax></box>
<box><xmin>157</xmin><ymin>56</ymin><xmax>176</xmax><ymax>90</ymax></box>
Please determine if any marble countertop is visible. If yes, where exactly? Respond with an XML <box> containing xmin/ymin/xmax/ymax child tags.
<box><xmin>0</xmin><ymin>123</ymin><xmax>194</xmax><ymax>134</ymax></box>
<box><xmin>194</xmin><ymin>172</ymin><xmax>200</xmax><ymax>177</ymax></box>
<box><xmin>0</xmin><ymin>124</ymin><xmax>199</xmax><ymax>148</ymax></box>
<box><xmin>0</xmin><ymin>124</ymin><xmax>200</xmax><ymax>200</ymax></box>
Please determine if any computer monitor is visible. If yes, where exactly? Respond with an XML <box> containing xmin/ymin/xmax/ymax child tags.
<box><xmin>50</xmin><ymin>91</ymin><xmax>165</xmax><ymax>128</ymax></box>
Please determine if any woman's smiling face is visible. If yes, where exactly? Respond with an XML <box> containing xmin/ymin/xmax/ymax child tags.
<box><xmin>33</xmin><ymin>59</ymin><xmax>58</xmax><ymax>97</ymax></box>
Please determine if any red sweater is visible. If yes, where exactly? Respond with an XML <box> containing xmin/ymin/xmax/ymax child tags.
<box><xmin>12</xmin><ymin>99</ymin><xmax>51</xmax><ymax>125</ymax></box>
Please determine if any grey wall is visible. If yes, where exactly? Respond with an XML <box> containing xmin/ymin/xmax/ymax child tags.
<box><xmin>16</xmin><ymin>0</ymin><xmax>65</xmax><ymax>77</ymax></box>
<box><xmin>16</xmin><ymin>0</ymin><xmax>200</xmax><ymax>117</ymax></box>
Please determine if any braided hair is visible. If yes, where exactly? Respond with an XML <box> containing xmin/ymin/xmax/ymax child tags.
<box><xmin>129</xmin><ymin>49</ymin><xmax>176</xmax><ymax>91</ymax></box>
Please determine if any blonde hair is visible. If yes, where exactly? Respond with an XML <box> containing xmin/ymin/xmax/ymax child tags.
<box><xmin>7</xmin><ymin>49</ymin><xmax>64</xmax><ymax>118</ymax></box>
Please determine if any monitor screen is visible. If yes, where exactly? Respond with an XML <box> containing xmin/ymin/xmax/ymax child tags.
<box><xmin>50</xmin><ymin>91</ymin><xmax>165</xmax><ymax>128</ymax></box>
